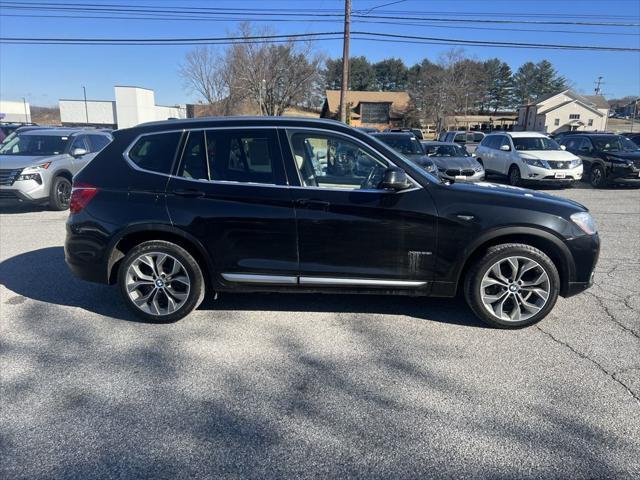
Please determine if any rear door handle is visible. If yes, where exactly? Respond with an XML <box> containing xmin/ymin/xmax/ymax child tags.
<box><xmin>173</xmin><ymin>188</ymin><xmax>205</xmax><ymax>198</ymax></box>
<box><xmin>295</xmin><ymin>199</ymin><xmax>330</xmax><ymax>210</ymax></box>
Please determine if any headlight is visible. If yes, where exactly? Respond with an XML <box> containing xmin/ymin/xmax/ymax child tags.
<box><xmin>16</xmin><ymin>173</ymin><xmax>42</xmax><ymax>183</ymax></box>
<box><xmin>523</xmin><ymin>158</ymin><xmax>549</xmax><ymax>168</ymax></box>
<box><xmin>21</xmin><ymin>162</ymin><xmax>51</xmax><ymax>173</ymax></box>
<box><xmin>424</xmin><ymin>163</ymin><xmax>436</xmax><ymax>173</ymax></box>
<box><xmin>570</xmin><ymin>159</ymin><xmax>582</xmax><ymax>168</ymax></box>
<box><xmin>571</xmin><ymin>212</ymin><xmax>597</xmax><ymax>235</ymax></box>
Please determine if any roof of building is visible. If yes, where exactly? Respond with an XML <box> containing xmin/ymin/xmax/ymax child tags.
<box><xmin>323</xmin><ymin>90</ymin><xmax>410</xmax><ymax>117</ymax></box>
<box><xmin>582</xmin><ymin>95</ymin><xmax>610</xmax><ymax>109</ymax></box>
<box><xmin>529</xmin><ymin>89</ymin><xmax>609</xmax><ymax>112</ymax></box>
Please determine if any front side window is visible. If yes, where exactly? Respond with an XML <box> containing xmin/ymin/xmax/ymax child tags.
<box><xmin>71</xmin><ymin>136</ymin><xmax>90</xmax><ymax>153</ymax></box>
<box><xmin>89</xmin><ymin>134</ymin><xmax>111</xmax><ymax>152</ymax></box>
<box><xmin>592</xmin><ymin>135</ymin><xmax>640</xmax><ymax>153</ymax></box>
<box><xmin>128</xmin><ymin>131</ymin><xmax>182</xmax><ymax>174</ymax></box>
<box><xmin>0</xmin><ymin>134</ymin><xmax>70</xmax><ymax>156</ymax></box>
<box><xmin>513</xmin><ymin>137</ymin><xmax>561</xmax><ymax>151</ymax></box>
<box><xmin>288</xmin><ymin>132</ymin><xmax>388</xmax><ymax>190</ymax></box>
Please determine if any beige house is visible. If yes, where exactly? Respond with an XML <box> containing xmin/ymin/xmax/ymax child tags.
<box><xmin>517</xmin><ymin>90</ymin><xmax>609</xmax><ymax>134</ymax></box>
<box><xmin>321</xmin><ymin>90</ymin><xmax>410</xmax><ymax>130</ymax></box>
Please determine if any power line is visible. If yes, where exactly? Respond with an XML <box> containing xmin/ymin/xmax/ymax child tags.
<box><xmin>0</xmin><ymin>2</ymin><xmax>637</xmax><ymax>26</ymax></box>
<box><xmin>2</xmin><ymin>31</ymin><xmax>638</xmax><ymax>52</ymax></box>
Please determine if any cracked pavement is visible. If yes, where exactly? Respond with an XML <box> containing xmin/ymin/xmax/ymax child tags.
<box><xmin>1</xmin><ymin>183</ymin><xmax>639</xmax><ymax>479</ymax></box>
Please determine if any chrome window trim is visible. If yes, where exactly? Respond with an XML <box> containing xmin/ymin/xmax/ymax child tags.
<box><xmin>221</xmin><ymin>273</ymin><xmax>297</xmax><ymax>285</ymax></box>
<box><xmin>123</xmin><ymin>125</ymin><xmax>424</xmax><ymax>193</ymax></box>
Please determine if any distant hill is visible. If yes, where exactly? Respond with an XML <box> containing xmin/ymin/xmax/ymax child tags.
<box><xmin>31</xmin><ymin>106</ymin><xmax>61</xmax><ymax>125</ymax></box>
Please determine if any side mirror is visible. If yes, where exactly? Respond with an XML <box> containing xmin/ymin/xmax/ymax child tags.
<box><xmin>560</xmin><ymin>145</ymin><xmax>567</xmax><ymax>150</ymax></box>
<box><xmin>71</xmin><ymin>147</ymin><xmax>88</xmax><ymax>157</ymax></box>
<box><xmin>499</xmin><ymin>144</ymin><xmax>511</xmax><ymax>152</ymax></box>
<box><xmin>379</xmin><ymin>168</ymin><xmax>411</xmax><ymax>191</ymax></box>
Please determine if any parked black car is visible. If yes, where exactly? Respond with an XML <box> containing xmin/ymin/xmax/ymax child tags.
<box><xmin>370</xmin><ymin>132</ymin><xmax>437</xmax><ymax>174</ymax></box>
<box><xmin>65</xmin><ymin>117</ymin><xmax>599</xmax><ymax>328</ymax></box>
<box><xmin>559</xmin><ymin>133</ymin><xmax>640</xmax><ymax>187</ymax></box>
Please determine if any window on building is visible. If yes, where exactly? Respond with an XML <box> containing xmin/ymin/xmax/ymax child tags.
<box><xmin>554</xmin><ymin>118</ymin><xmax>560</xmax><ymax>126</ymax></box>
<box><xmin>569</xmin><ymin>114</ymin><xmax>580</xmax><ymax>120</ymax></box>
<box><xmin>360</xmin><ymin>103</ymin><xmax>390</xmax><ymax>124</ymax></box>
<box><xmin>588</xmin><ymin>119</ymin><xmax>594</xmax><ymax>126</ymax></box>
<box><xmin>128</xmin><ymin>131</ymin><xmax>181</xmax><ymax>174</ymax></box>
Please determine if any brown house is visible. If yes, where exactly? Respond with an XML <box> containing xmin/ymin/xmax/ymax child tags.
<box><xmin>320</xmin><ymin>90</ymin><xmax>410</xmax><ymax>130</ymax></box>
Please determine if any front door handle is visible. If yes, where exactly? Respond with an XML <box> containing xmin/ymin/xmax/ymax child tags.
<box><xmin>173</xmin><ymin>188</ymin><xmax>205</xmax><ymax>198</ymax></box>
<box><xmin>295</xmin><ymin>199</ymin><xmax>330</xmax><ymax>210</ymax></box>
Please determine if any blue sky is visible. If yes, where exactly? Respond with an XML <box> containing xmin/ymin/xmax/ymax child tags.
<box><xmin>1</xmin><ymin>0</ymin><xmax>639</xmax><ymax>107</ymax></box>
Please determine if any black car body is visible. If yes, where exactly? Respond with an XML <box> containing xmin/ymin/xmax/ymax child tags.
<box><xmin>622</xmin><ymin>132</ymin><xmax>640</xmax><ymax>147</ymax></box>
<box><xmin>420</xmin><ymin>141</ymin><xmax>485</xmax><ymax>182</ymax></box>
<box><xmin>65</xmin><ymin>117</ymin><xmax>599</xmax><ymax>328</ymax></box>
<box><xmin>370</xmin><ymin>132</ymin><xmax>437</xmax><ymax>175</ymax></box>
<box><xmin>560</xmin><ymin>133</ymin><xmax>640</xmax><ymax>187</ymax></box>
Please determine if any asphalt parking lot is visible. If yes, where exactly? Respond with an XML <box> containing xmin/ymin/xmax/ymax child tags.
<box><xmin>1</xmin><ymin>182</ymin><xmax>639</xmax><ymax>479</ymax></box>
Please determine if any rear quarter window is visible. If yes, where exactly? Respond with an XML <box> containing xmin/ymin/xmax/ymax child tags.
<box><xmin>127</xmin><ymin>132</ymin><xmax>182</xmax><ymax>174</ymax></box>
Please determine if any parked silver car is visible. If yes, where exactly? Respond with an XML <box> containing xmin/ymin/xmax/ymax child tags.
<box><xmin>0</xmin><ymin>128</ymin><xmax>112</xmax><ymax>209</ymax></box>
<box><xmin>421</xmin><ymin>141</ymin><xmax>485</xmax><ymax>182</ymax></box>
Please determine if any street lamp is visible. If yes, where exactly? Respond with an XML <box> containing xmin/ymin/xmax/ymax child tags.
<box><xmin>83</xmin><ymin>86</ymin><xmax>89</xmax><ymax>125</ymax></box>
<box><xmin>631</xmin><ymin>98</ymin><xmax>639</xmax><ymax>133</ymax></box>
<box><xmin>22</xmin><ymin>97</ymin><xmax>29</xmax><ymax>123</ymax></box>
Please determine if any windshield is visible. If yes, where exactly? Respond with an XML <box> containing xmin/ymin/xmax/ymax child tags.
<box><xmin>375</xmin><ymin>136</ymin><xmax>424</xmax><ymax>155</ymax></box>
<box><xmin>591</xmin><ymin>135</ymin><xmax>640</xmax><ymax>153</ymax></box>
<box><xmin>513</xmin><ymin>137</ymin><xmax>560</xmax><ymax>151</ymax></box>
<box><xmin>424</xmin><ymin>144</ymin><xmax>469</xmax><ymax>157</ymax></box>
<box><xmin>0</xmin><ymin>134</ymin><xmax>69</xmax><ymax>156</ymax></box>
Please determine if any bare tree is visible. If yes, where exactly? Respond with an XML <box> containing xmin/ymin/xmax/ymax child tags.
<box><xmin>179</xmin><ymin>46</ymin><xmax>231</xmax><ymax>114</ymax></box>
<box><xmin>225</xmin><ymin>23</ymin><xmax>324</xmax><ymax>116</ymax></box>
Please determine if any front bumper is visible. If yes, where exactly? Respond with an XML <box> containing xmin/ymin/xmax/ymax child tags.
<box><xmin>523</xmin><ymin>164</ymin><xmax>583</xmax><ymax>183</ymax></box>
<box><xmin>562</xmin><ymin>233</ymin><xmax>599</xmax><ymax>298</ymax></box>
<box><xmin>608</xmin><ymin>164</ymin><xmax>640</xmax><ymax>182</ymax></box>
<box><xmin>439</xmin><ymin>170</ymin><xmax>485</xmax><ymax>183</ymax></box>
<box><xmin>0</xmin><ymin>178</ymin><xmax>49</xmax><ymax>203</ymax></box>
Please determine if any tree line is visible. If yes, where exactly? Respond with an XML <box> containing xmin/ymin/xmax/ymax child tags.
<box><xmin>181</xmin><ymin>24</ymin><xmax>568</xmax><ymax>128</ymax></box>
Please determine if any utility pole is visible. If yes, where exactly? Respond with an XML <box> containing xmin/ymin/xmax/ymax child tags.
<box><xmin>83</xmin><ymin>86</ymin><xmax>89</xmax><ymax>125</ymax></box>
<box><xmin>631</xmin><ymin>98</ymin><xmax>639</xmax><ymax>133</ymax></box>
<box><xmin>594</xmin><ymin>76</ymin><xmax>604</xmax><ymax>95</ymax></box>
<box><xmin>339</xmin><ymin>0</ymin><xmax>351</xmax><ymax>123</ymax></box>
<box><xmin>22</xmin><ymin>97</ymin><xmax>29</xmax><ymax>123</ymax></box>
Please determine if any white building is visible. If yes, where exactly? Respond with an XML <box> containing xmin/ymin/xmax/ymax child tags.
<box><xmin>517</xmin><ymin>90</ymin><xmax>609</xmax><ymax>134</ymax></box>
<box><xmin>59</xmin><ymin>86</ymin><xmax>187</xmax><ymax>129</ymax></box>
<box><xmin>0</xmin><ymin>99</ymin><xmax>31</xmax><ymax>123</ymax></box>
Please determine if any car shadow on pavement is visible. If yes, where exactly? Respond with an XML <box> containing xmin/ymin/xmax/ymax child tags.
<box><xmin>0</xmin><ymin>246</ymin><xmax>486</xmax><ymax>328</ymax></box>
<box><xmin>0</xmin><ymin>203</ymin><xmax>49</xmax><ymax>214</ymax></box>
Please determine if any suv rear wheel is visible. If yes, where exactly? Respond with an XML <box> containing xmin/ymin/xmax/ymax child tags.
<box><xmin>118</xmin><ymin>240</ymin><xmax>205</xmax><ymax>322</ymax></box>
<box><xmin>464</xmin><ymin>243</ymin><xmax>560</xmax><ymax>328</ymax></box>
<box><xmin>49</xmin><ymin>176</ymin><xmax>72</xmax><ymax>210</ymax></box>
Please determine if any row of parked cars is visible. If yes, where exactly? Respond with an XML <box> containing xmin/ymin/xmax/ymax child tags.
<box><xmin>361</xmin><ymin>128</ymin><xmax>640</xmax><ymax>189</ymax></box>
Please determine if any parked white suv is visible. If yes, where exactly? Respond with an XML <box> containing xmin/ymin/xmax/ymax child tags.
<box><xmin>0</xmin><ymin>128</ymin><xmax>112</xmax><ymax>209</ymax></box>
<box><xmin>475</xmin><ymin>132</ymin><xmax>583</xmax><ymax>187</ymax></box>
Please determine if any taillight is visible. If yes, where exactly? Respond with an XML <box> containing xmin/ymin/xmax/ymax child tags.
<box><xmin>69</xmin><ymin>183</ymin><xmax>98</xmax><ymax>214</ymax></box>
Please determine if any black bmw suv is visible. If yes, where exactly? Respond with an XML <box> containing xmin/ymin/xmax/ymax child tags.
<box><xmin>65</xmin><ymin>117</ymin><xmax>599</xmax><ymax>328</ymax></box>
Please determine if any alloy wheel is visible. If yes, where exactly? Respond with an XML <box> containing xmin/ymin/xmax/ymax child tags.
<box><xmin>509</xmin><ymin>167</ymin><xmax>521</xmax><ymax>186</ymax></box>
<box><xmin>57</xmin><ymin>181</ymin><xmax>71</xmax><ymax>208</ymax></box>
<box><xmin>480</xmin><ymin>256</ymin><xmax>550</xmax><ymax>322</ymax></box>
<box><xmin>125</xmin><ymin>252</ymin><xmax>191</xmax><ymax>316</ymax></box>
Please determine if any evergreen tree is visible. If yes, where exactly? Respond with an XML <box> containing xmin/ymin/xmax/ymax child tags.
<box><xmin>533</xmin><ymin>60</ymin><xmax>567</xmax><ymax>98</ymax></box>
<box><xmin>323</xmin><ymin>56</ymin><xmax>376</xmax><ymax>91</ymax></box>
<box><xmin>512</xmin><ymin>62</ymin><xmax>538</xmax><ymax>105</ymax></box>
<box><xmin>483</xmin><ymin>58</ymin><xmax>513</xmax><ymax>112</ymax></box>
<box><xmin>372</xmin><ymin>58</ymin><xmax>408</xmax><ymax>91</ymax></box>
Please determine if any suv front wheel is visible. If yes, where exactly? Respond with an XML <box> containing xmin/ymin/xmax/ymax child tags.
<box><xmin>118</xmin><ymin>240</ymin><xmax>205</xmax><ymax>322</ymax></box>
<box><xmin>49</xmin><ymin>176</ymin><xmax>72</xmax><ymax>210</ymax></box>
<box><xmin>464</xmin><ymin>243</ymin><xmax>560</xmax><ymax>328</ymax></box>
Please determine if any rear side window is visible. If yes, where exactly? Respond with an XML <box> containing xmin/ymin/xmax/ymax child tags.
<box><xmin>128</xmin><ymin>132</ymin><xmax>181</xmax><ymax>174</ymax></box>
<box><xmin>175</xmin><ymin>129</ymin><xmax>284</xmax><ymax>185</ymax></box>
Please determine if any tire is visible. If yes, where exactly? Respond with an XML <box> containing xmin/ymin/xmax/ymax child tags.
<box><xmin>118</xmin><ymin>240</ymin><xmax>205</xmax><ymax>323</ymax></box>
<box><xmin>464</xmin><ymin>243</ymin><xmax>560</xmax><ymax>328</ymax></box>
<box><xmin>508</xmin><ymin>165</ymin><xmax>521</xmax><ymax>186</ymax></box>
<box><xmin>49</xmin><ymin>176</ymin><xmax>72</xmax><ymax>211</ymax></box>
<box><xmin>590</xmin><ymin>164</ymin><xmax>607</xmax><ymax>188</ymax></box>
